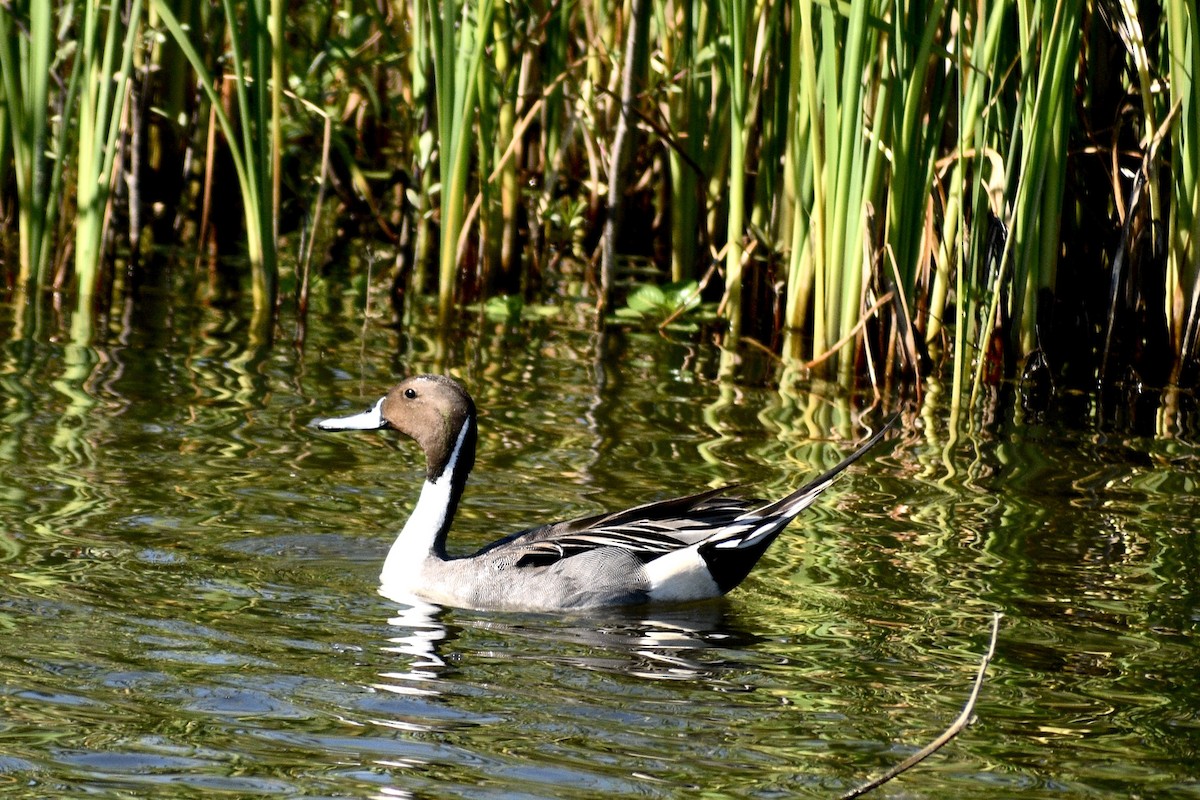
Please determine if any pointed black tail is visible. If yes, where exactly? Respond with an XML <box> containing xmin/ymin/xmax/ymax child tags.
<box><xmin>751</xmin><ymin>414</ymin><xmax>899</xmax><ymax>521</ymax></box>
<box><xmin>697</xmin><ymin>415</ymin><xmax>900</xmax><ymax>594</ymax></box>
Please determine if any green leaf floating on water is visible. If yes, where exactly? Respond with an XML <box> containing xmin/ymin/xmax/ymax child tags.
<box><xmin>477</xmin><ymin>295</ymin><xmax>562</xmax><ymax>323</ymax></box>
<box><xmin>626</xmin><ymin>284</ymin><xmax>668</xmax><ymax>314</ymax></box>
<box><xmin>483</xmin><ymin>294</ymin><xmax>524</xmax><ymax>322</ymax></box>
<box><xmin>615</xmin><ymin>280</ymin><xmax>707</xmax><ymax>328</ymax></box>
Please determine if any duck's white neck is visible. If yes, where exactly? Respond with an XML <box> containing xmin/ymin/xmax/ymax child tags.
<box><xmin>380</xmin><ymin>421</ymin><xmax>473</xmax><ymax>587</ymax></box>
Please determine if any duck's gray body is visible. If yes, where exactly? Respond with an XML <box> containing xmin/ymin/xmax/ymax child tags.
<box><xmin>317</xmin><ymin>375</ymin><xmax>893</xmax><ymax>612</ymax></box>
<box><xmin>415</xmin><ymin>489</ymin><xmax>762</xmax><ymax>610</ymax></box>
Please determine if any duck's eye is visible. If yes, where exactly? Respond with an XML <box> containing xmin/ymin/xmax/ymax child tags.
<box><xmin>403</xmin><ymin>388</ymin><xmax>417</xmax><ymax>399</ymax></box>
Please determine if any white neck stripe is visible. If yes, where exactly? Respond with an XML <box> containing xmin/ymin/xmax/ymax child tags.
<box><xmin>380</xmin><ymin>418</ymin><xmax>472</xmax><ymax>589</ymax></box>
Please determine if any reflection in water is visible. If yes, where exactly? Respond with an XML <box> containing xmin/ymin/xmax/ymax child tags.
<box><xmin>366</xmin><ymin>596</ymin><xmax>778</xmax><ymax>800</ymax></box>
<box><xmin>376</xmin><ymin>598</ymin><xmax>757</xmax><ymax>689</ymax></box>
<box><xmin>551</xmin><ymin>604</ymin><xmax>766</xmax><ymax>683</ymax></box>
<box><xmin>378</xmin><ymin>598</ymin><xmax>451</xmax><ymax>696</ymax></box>
<box><xmin>377</xmin><ymin>599</ymin><xmax>763</xmax><ymax>696</ymax></box>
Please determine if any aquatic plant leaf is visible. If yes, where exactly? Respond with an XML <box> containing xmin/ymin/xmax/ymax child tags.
<box><xmin>626</xmin><ymin>284</ymin><xmax>667</xmax><ymax>314</ymax></box>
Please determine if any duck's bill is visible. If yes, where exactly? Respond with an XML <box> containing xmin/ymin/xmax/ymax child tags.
<box><xmin>317</xmin><ymin>398</ymin><xmax>386</xmax><ymax>431</ymax></box>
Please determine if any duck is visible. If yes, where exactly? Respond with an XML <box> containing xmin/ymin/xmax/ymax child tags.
<box><xmin>317</xmin><ymin>374</ymin><xmax>895</xmax><ymax>612</ymax></box>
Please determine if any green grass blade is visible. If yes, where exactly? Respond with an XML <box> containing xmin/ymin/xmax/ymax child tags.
<box><xmin>150</xmin><ymin>0</ymin><xmax>274</xmax><ymax>317</ymax></box>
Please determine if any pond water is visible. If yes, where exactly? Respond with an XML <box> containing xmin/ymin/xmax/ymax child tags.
<box><xmin>1</xmin><ymin>296</ymin><xmax>1198</xmax><ymax>799</ymax></box>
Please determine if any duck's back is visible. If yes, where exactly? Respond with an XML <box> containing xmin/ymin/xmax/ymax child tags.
<box><xmin>417</xmin><ymin>489</ymin><xmax>760</xmax><ymax>610</ymax></box>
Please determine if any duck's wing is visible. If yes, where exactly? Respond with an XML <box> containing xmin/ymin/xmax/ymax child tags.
<box><xmin>473</xmin><ymin>486</ymin><xmax>756</xmax><ymax>569</ymax></box>
<box><xmin>479</xmin><ymin>416</ymin><xmax>899</xmax><ymax>575</ymax></box>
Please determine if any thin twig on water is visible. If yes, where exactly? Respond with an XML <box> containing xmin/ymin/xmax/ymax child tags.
<box><xmin>838</xmin><ymin>612</ymin><xmax>1002</xmax><ymax>800</ymax></box>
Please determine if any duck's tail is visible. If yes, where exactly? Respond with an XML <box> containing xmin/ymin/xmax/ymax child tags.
<box><xmin>695</xmin><ymin>415</ymin><xmax>899</xmax><ymax>594</ymax></box>
<box><xmin>747</xmin><ymin>414</ymin><xmax>899</xmax><ymax>523</ymax></box>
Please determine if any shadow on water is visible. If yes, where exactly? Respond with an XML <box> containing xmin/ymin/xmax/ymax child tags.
<box><xmin>0</xmin><ymin>293</ymin><xmax>1198</xmax><ymax>797</ymax></box>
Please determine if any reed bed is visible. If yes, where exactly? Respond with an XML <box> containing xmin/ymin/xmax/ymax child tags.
<box><xmin>0</xmin><ymin>0</ymin><xmax>1196</xmax><ymax>428</ymax></box>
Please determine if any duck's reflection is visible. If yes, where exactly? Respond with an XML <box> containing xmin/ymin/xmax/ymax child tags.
<box><xmin>366</xmin><ymin>599</ymin><xmax>768</xmax><ymax>798</ymax></box>
<box><xmin>374</xmin><ymin>593</ymin><xmax>449</xmax><ymax>696</ymax></box>
<box><xmin>374</xmin><ymin>595</ymin><xmax>764</xmax><ymax>695</ymax></box>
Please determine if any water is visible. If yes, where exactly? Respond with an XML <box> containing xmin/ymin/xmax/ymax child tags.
<box><xmin>1</xmin><ymin>298</ymin><xmax>1198</xmax><ymax>798</ymax></box>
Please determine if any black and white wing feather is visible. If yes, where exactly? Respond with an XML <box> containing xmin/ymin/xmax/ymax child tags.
<box><xmin>475</xmin><ymin>488</ymin><xmax>755</xmax><ymax>568</ymax></box>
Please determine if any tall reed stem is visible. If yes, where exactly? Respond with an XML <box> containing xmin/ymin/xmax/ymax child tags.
<box><xmin>0</xmin><ymin>0</ymin><xmax>54</xmax><ymax>291</ymax></box>
<box><xmin>73</xmin><ymin>0</ymin><xmax>144</xmax><ymax>343</ymax></box>
<box><xmin>428</xmin><ymin>0</ymin><xmax>495</xmax><ymax>325</ymax></box>
<box><xmin>151</xmin><ymin>0</ymin><xmax>276</xmax><ymax>327</ymax></box>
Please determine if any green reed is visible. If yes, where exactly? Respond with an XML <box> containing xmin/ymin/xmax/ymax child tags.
<box><xmin>781</xmin><ymin>0</ymin><xmax>886</xmax><ymax>381</ymax></box>
<box><xmin>428</xmin><ymin>0</ymin><xmax>494</xmax><ymax>324</ymax></box>
<box><xmin>944</xmin><ymin>0</ymin><xmax>1009</xmax><ymax>419</ymax></box>
<box><xmin>482</xmin><ymin>0</ymin><xmax>518</xmax><ymax>292</ymax></box>
<box><xmin>152</xmin><ymin>0</ymin><xmax>277</xmax><ymax>323</ymax></box>
<box><xmin>715</xmin><ymin>0</ymin><xmax>748</xmax><ymax>360</ymax></box>
<box><xmin>659</xmin><ymin>0</ymin><xmax>709</xmax><ymax>284</ymax></box>
<box><xmin>2</xmin><ymin>0</ymin><xmax>1199</xmax><ymax>423</ymax></box>
<box><xmin>1164</xmin><ymin>0</ymin><xmax>1200</xmax><ymax>382</ymax></box>
<box><xmin>0</xmin><ymin>0</ymin><xmax>54</xmax><ymax>292</ymax></box>
<box><xmin>967</xmin><ymin>0</ymin><xmax>1081</xmax><ymax>404</ymax></box>
<box><xmin>72</xmin><ymin>0</ymin><xmax>143</xmax><ymax>342</ymax></box>
<box><xmin>884</xmin><ymin>0</ymin><xmax>949</xmax><ymax>312</ymax></box>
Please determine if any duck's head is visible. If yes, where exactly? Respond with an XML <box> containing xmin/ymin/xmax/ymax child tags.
<box><xmin>318</xmin><ymin>374</ymin><xmax>477</xmax><ymax>483</ymax></box>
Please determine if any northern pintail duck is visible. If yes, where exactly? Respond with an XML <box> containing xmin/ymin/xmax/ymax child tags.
<box><xmin>318</xmin><ymin>375</ymin><xmax>894</xmax><ymax>612</ymax></box>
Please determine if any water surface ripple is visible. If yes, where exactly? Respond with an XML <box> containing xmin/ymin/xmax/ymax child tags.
<box><xmin>0</xmin><ymin>313</ymin><xmax>1197</xmax><ymax>798</ymax></box>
